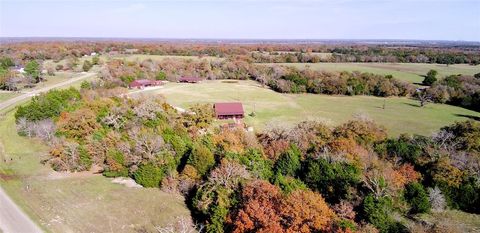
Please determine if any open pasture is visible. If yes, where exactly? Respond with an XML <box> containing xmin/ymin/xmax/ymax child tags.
<box><xmin>267</xmin><ymin>63</ymin><xmax>479</xmax><ymax>84</ymax></box>
<box><xmin>142</xmin><ymin>80</ymin><xmax>480</xmax><ymax>136</ymax></box>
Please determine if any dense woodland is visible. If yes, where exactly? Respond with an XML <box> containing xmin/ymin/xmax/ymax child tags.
<box><xmin>14</xmin><ymin>86</ymin><xmax>480</xmax><ymax>233</ymax></box>
<box><xmin>1</xmin><ymin>41</ymin><xmax>480</xmax><ymax>65</ymax></box>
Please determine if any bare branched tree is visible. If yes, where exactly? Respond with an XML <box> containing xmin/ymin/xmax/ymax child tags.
<box><xmin>132</xmin><ymin>97</ymin><xmax>163</xmax><ymax>120</ymax></box>
<box><xmin>16</xmin><ymin>118</ymin><xmax>56</xmax><ymax>143</ymax></box>
<box><xmin>34</xmin><ymin>119</ymin><xmax>56</xmax><ymax>142</ymax></box>
<box><xmin>416</xmin><ymin>88</ymin><xmax>432</xmax><ymax>107</ymax></box>
<box><xmin>208</xmin><ymin>160</ymin><xmax>250</xmax><ymax>189</ymax></box>
<box><xmin>432</xmin><ymin>129</ymin><xmax>459</xmax><ymax>152</ymax></box>
<box><xmin>428</xmin><ymin>186</ymin><xmax>446</xmax><ymax>212</ymax></box>
<box><xmin>101</xmin><ymin>107</ymin><xmax>126</xmax><ymax>130</ymax></box>
<box><xmin>128</xmin><ymin>127</ymin><xmax>165</xmax><ymax>161</ymax></box>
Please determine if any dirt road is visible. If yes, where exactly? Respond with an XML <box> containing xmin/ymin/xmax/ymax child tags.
<box><xmin>0</xmin><ymin>187</ymin><xmax>43</xmax><ymax>233</ymax></box>
<box><xmin>0</xmin><ymin>72</ymin><xmax>96</xmax><ymax>111</ymax></box>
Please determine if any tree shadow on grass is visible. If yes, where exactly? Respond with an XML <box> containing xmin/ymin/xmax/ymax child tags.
<box><xmin>455</xmin><ymin>114</ymin><xmax>480</xmax><ymax>121</ymax></box>
<box><xmin>404</xmin><ymin>102</ymin><xmax>422</xmax><ymax>108</ymax></box>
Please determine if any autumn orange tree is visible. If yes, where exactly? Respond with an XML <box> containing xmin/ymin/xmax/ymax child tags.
<box><xmin>228</xmin><ymin>180</ymin><xmax>336</xmax><ymax>233</ymax></box>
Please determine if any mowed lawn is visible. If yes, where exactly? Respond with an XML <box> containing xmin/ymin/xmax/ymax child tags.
<box><xmin>143</xmin><ymin>80</ymin><xmax>480</xmax><ymax>136</ymax></box>
<box><xmin>266</xmin><ymin>63</ymin><xmax>480</xmax><ymax>84</ymax></box>
<box><xmin>0</xmin><ymin>112</ymin><xmax>191</xmax><ymax>233</ymax></box>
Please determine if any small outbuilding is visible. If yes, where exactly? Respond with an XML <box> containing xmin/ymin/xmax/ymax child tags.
<box><xmin>214</xmin><ymin>102</ymin><xmax>245</xmax><ymax>120</ymax></box>
<box><xmin>129</xmin><ymin>79</ymin><xmax>163</xmax><ymax>89</ymax></box>
<box><xmin>178</xmin><ymin>77</ymin><xmax>203</xmax><ymax>83</ymax></box>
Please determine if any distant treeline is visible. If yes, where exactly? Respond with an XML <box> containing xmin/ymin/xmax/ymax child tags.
<box><xmin>102</xmin><ymin>58</ymin><xmax>415</xmax><ymax>98</ymax></box>
<box><xmin>250</xmin><ymin>48</ymin><xmax>480</xmax><ymax>65</ymax></box>
<box><xmin>1</xmin><ymin>41</ymin><xmax>480</xmax><ymax>65</ymax></box>
<box><xmin>100</xmin><ymin>58</ymin><xmax>480</xmax><ymax>112</ymax></box>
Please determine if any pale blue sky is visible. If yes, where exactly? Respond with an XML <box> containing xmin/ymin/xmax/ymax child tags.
<box><xmin>0</xmin><ymin>0</ymin><xmax>479</xmax><ymax>41</ymax></box>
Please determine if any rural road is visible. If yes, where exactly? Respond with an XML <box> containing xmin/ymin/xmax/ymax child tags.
<box><xmin>0</xmin><ymin>72</ymin><xmax>96</xmax><ymax>233</ymax></box>
<box><xmin>0</xmin><ymin>72</ymin><xmax>96</xmax><ymax>111</ymax></box>
<box><xmin>0</xmin><ymin>186</ymin><xmax>43</xmax><ymax>233</ymax></box>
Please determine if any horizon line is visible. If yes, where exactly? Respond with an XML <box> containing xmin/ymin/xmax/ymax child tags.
<box><xmin>2</xmin><ymin>37</ymin><xmax>479</xmax><ymax>44</ymax></box>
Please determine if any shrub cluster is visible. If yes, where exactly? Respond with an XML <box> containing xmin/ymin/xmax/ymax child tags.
<box><xmin>102</xmin><ymin>58</ymin><xmax>415</xmax><ymax>98</ymax></box>
<box><xmin>428</xmin><ymin>74</ymin><xmax>480</xmax><ymax>111</ymax></box>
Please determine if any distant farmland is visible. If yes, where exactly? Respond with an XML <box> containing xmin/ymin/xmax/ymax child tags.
<box><xmin>264</xmin><ymin>63</ymin><xmax>480</xmax><ymax>84</ymax></box>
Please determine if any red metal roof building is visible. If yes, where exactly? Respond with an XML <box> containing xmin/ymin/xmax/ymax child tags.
<box><xmin>129</xmin><ymin>79</ymin><xmax>163</xmax><ymax>89</ymax></box>
<box><xmin>214</xmin><ymin>102</ymin><xmax>245</xmax><ymax>120</ymax></box>
<box><xmin>178</xmin><ymin>77</ymin><xmax>203</xmax><ymax>83</ymax></box>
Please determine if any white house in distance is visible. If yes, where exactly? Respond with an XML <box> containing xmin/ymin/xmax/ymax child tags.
<box><xmin>11</xmin><ymin>65</ymin><xmax>25</xmax><ymax>73</ymax></box>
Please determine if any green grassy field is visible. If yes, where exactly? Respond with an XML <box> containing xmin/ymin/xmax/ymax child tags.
<box><xmin>0</xmin><ymin>92</ymin><xmax>19</xmax><ymax>103</ymax></box>
<box><xmin>141</xmin><ymin>80</ymin><xmax>480</xmax><ymax>136</ymax></box>
<box><xmin>0</xmin><ymin>111</ymin><xmax>190</xmax><ymax>232</ymax></box>
<box><xmin>26</xmin><ymin>72</ymin><xmax>72</xmax><ymax>90</ymax></box>
<box><xmin>266</xmin><ymin>63</ymin><xmax>479</xmax><ymax>84</ymax></box>
<box><xmin>418</xmin><ymin>210</ymin><xmax>480</xmax><ymax>232</ymax></box>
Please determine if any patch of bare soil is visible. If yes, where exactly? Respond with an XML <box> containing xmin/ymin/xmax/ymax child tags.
<box><xmin>0</xmin><ymin>172</ymin><xmax>17</xmax><ymax>181</ymax></box>
<box><xmin>44</xmin><ymin>164</ymin><xmax>103</xmax><ymax>180</ymax></box>
<box><xmin>111</xmin><ymin>177</ymin><xmax>143</xmax><ymax>188</ymax></box>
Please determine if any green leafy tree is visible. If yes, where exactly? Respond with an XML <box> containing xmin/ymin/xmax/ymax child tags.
<box><xmin>404</xmin><ymin>182</ymin><xmax>431</xmax><ymax>214</ymax></box>
<box><xmin>133</xmin><ymin>162</ymin><xmax>164</xmax><ymax>188</ymax></box>
<box><xmin>188</xmin><ymin>142</ymin><xmax>215</xmax><ymax>176</ymax></box>
<box><xmin>15</xmin><ymin>88</ymin><xmax>81</xmax><ymax>122</ymax></box>
<box><xmin>156</xmin><ymin>71</ymin><xmax>167</xmax><ymax>80</ymax></box>
<box><xmin>194</xmin><ymin>184</ymin><xmax>235</xmax><ymax>233</ymax></box>
<box><xmin>273</xmin><ymin>174</ymin><xmax>307</xmax><ymax>194</ymax></box>
<box><xmin>80</xmin><ymin>80</ymin><xmax>92</xmax><ymax>89</ymax></box>
<box><xmin>0</xmin><ymin>57</ymin><xmax>14</xmax><ymax>69</ymax></box>
<box><xmin>228</xmin><ymin>149</ymin><xmax>273</xmax><ymax>180</ymax></box>
<box><xmin>120</xmin><ymin>75</ymin><xmax>135</xmax><ymax>84</ymax></box>
<box><xmin>78</xmin><ymin>145</ymin><xmax>93</xmax><ymax>170</ymax></box>
<box><xmin>422</xmin><ymin>69</ymin><xmax>438</xmax><ymax>86</ymax></box>
<box><xmin>380</xmin><ymin>135</ymin><xmax>424</xmax><ymax>165</ymax></box>
<box><xmin>185</xmin><ymin>104</ymin><xmax>214</xmax><ymax>129</ymax></box>
<box><xmin>92</xmin><ymin>56</ymin><xmax>100</xmax><ymax>65</ymax></box>
<box><xmin>25</xmin><ymin>60</ymin><xmax>41</xmax><ymax>82</ymax></box>
<box><xmin>83</xmin><ymin>60</ymin><xmax>93</xmax><ymax>72</ymax></box>
<box><xmin>447</xmin><ymin>177</ymin><xmax>480</xmax><ymax>214</ymax></box>
<box><xmin>274</xmin><ymin>144</ymin><xmax>301</xmax><ymax>177</ymax></box>
<box><xmin>362</xmin><ymin>194</ymin><xmax>406</xmax><ymax>233</ymax></box>
<box><xmin>103</xmin><ymin>149</ymin><xmax>128</xmax><ymax>177</ymax></box>
<box><xmin>303</xmin><ymin>158</ymin><xmax>360</xmax><ymax>203</ymax></box>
